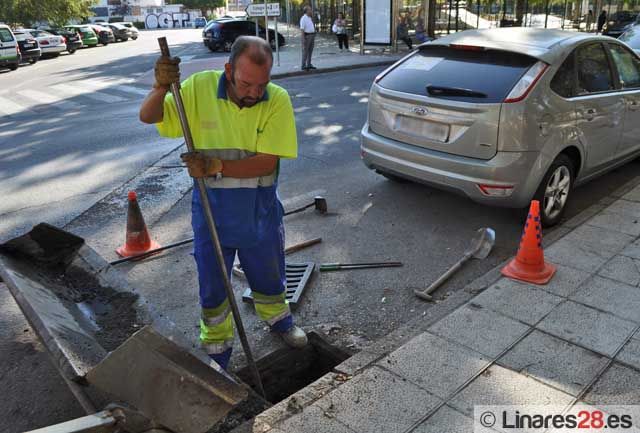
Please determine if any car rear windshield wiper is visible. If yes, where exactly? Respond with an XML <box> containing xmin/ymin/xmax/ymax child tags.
<box><xmin>426</xmin><ymin>85</ymin><xmax>488</xmax><ymax>98</ymax></box>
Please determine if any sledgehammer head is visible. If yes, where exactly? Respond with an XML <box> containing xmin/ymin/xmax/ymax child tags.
<box><xmin>314</xmin><ymin>196</ymin><xmax>328</xmax><ymax>214</ymax></box>
<box><xmin>413</xmin><ymin>289</ymin><xmax>434</xmax><ymax>302</ymax></box>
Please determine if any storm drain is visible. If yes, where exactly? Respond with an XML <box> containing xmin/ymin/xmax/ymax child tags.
<box><xmin>239</xmin><ymin>262</ymin><xmax>315</xmax><ymax>305</ymax></box>
<box><xmin>236</xmin><ymin>331</ymin><xmax>350</xmax><ymax>404</ymax></box>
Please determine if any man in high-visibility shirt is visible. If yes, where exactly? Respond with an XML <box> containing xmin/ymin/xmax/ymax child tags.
<box><xmin>139</xmin><ymin>36</ymin><xmax>307</xmax><ymax>370</ymax></box>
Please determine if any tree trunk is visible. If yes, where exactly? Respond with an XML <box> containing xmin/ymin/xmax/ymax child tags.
<box><xmin>427</xmin><ymin>0</ymin><xmax>436</xmax><ymax>37</ymax></box>
<box><xmin>515</xmin><ymin>0</ymin><xmax>524</xmax><ymax>25</ymax></box>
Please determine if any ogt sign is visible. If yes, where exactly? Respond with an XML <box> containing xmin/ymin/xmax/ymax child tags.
<box><xmin>145</xmin><ymin>12</ymin><xmax>192</xmax><ymax>29</ymax></box>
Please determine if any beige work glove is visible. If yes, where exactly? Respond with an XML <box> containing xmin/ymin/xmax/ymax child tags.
<box><xmin>181</xmin><ymin>152</ymin><xmax>223</xmax><ymax>178</ymax></box>
<box><xmin>154</xmin><ymin>55</ymin><xmax>181</xmax><ymax>89</ymax></box>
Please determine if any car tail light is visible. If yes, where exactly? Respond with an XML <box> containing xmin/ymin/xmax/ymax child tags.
<box><xmin>40</xmin><ymin>40</ymin><xmax>49</xmax><ymax>45</ymax></box>
<box><xmin>504</xmin><ymin>61</ymin><xmax>548</xmax><ymax>103</ymax></box>
<box><xmin>16</xmin><ymin>45</ymin><xmax>20</xmax><ymax>54</ymax></box>
<box><xmin>62</xmin><ymin>36</ymin><xmax>66</xmax><ymax>43</ymax></box>
<box><xmin>478</xmin><ymin>184</ymin><xmax>514</xmax><ymax>197</ymax></box>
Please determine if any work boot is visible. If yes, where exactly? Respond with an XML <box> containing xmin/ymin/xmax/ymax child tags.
<box><xmin>209</xmin><ymin>348</ymin><xmax>232</xmax><ymax>370</ymax></box>
<box><xmin>280</xmin><ymin>325</ymin><xmax>308</xmax><ymax>348</ymax></box>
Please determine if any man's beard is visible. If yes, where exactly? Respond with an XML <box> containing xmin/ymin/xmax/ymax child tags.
<box><xmin>229</xmin><ymin>75</ymin><xmax>259</xmax><ymax>108</ymax></box>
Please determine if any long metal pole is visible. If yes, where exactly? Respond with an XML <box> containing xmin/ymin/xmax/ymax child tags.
<box><xmin>157</xmin><ymin>37</ymin><xmax>265</xmax><ymax>399</ymax></box>
<box><xmin>264</xmin><ymin>0</ymin><xmax>269</xmax><ymax>43</ymax></box>
<box><xmin>275</xmin><ymin>17</ymin><xmax>280</xmax><ymax>66</ymax></box>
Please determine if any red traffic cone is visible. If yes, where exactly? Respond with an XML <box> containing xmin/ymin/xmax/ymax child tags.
<box><xmin>502</xmin><ymin>200</ymin><xmax>556</xmax><ymax>285</ymax></box>
<box><xmin>116</xmin><ymin>191</ymin><xmax>161</xmax><ymax>258</ymax></box>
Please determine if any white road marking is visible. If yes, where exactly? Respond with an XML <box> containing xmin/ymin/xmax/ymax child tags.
<box><xmin>51</xmin><ymin>83</ymin><xmax>127</xmax><ymax>103</ymax></box>
<box><xmin>71</xmin><ymin>79</ymin><xmax>150</xmax><ymax>97</ymax></box>
<box><xmin>18</xmin><ymin>89</ymin><xmax>82</xmax><ymax>110</ymax></box>
<box><xmin>180</xmin><ymin>55</ymin><xmax>195</xmax><ymax>61</ymax></box>
<box><xmin>0</xmin><ymin>95</ymin><xmax>29</xmax><ymax>116</ymax></box>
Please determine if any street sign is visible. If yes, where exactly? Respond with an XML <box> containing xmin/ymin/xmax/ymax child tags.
<box><xmin>245</xmin><ymin>3</ymin><xmax>281</xmax><ymax>17</ymax></box>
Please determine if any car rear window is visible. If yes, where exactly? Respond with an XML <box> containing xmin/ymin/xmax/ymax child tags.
<box><xmin>13</xmin><ymin>32</ymin><xmax>29</xmax><ymax>41</ymax></box>
<box><xmin>377</xmin><ymin>45</ymin><xmax>537</xmax><ymax>103</ymax></box>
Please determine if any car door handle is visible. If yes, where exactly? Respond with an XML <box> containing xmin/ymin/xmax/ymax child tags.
<box><xmin>582</xmin><ymin>108</ymin><xmax>597</xmax><ymax>121</ymax></box>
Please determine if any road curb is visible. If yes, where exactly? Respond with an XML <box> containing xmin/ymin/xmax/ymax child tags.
<box><xmin>271</xmin><ymin>60</ymin><xmax>398</xmax><ymax>80</ymax></box>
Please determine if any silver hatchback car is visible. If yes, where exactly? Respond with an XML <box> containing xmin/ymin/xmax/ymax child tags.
<box><xmin>361</xmin><ymin>28</ymin><xmax>640</xmax><ymax>225</ymax></box>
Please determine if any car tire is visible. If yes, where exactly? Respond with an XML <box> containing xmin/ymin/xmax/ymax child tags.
<box><xmin>9</xmin><ymin>63</ymin><xmax>18</xmax><ymax>71</ymax></box>
<box><xmin>378</xmin><ymin>170</ymin><xmax>409</xmax><ymax>183</ymax></box>
<box><xmin>208</xmin><ymin>44</ymin><xmax>217</xmax><ymax>52</ymax></box>
<box><xmin>122</xmin><ymin>37</ymin><xmax>129</xmax><ymax>42</ymax></box>
<box><xmin>132</xmin><ymin>36</ymin><xmax>138</xmax><ymax>40</ymax></box>
<box><xmin>29</xmin><ymin>58</ymin><xmax>37</xmax><ymax>64</ymax></box>
<box><xmin>533</xmin><ymin>153</ymin><xmax>574</xmax><ymax>227</ymax></box>
<box><xmin>68</xmin><ymin>49</ymin><xmax>76</xmax><ymax>54</ymax></box>
<box><xmin>223</xmin><ymin>40</ymin><xmax>233</xmax><ymax>52</ymax></box>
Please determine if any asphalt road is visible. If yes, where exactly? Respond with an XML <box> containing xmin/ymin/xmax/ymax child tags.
<box><xmin>2</xmin><ymin>28</ymin><xmax>640</xmax><ymax>433</ymax></box>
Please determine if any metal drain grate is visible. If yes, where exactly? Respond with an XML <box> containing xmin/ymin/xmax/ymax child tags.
<box><xmin>241</xmin><ymin>262</ymin><xmax>315</xmax><ymax>305</ymax></box>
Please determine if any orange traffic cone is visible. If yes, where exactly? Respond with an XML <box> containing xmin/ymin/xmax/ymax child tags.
<box><xmin>502</xmin><ymin>200</ymin><xmax>556</xmax><ymax>285</ymax></box>
<box><xmin>116</xmin><ymin>191</ymin><xmax>161</xmax><ymax>258</ymax></box>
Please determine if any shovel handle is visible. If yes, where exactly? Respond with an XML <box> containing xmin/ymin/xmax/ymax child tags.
<box><xmin>416</xmin><ymin>253</ymin><xmax>472</xmax><ymax>299</ymax></box>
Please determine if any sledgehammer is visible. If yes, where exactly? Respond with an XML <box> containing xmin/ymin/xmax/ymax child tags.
<box><xmin>157</xmin><ymin>37</ymin><xmax>265</xmax><ymax>397</ymax></box>
<box><xmin>285</xmin><ymin>196</ymin><xmax>328</xmax><ymax>216</ymax></box>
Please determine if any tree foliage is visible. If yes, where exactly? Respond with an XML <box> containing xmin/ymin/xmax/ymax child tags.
<box><xmin>0</xmin><ymin>0</ymin><xmax>96</xmax><ymax>27</ymax></box>
<box><xmin>173</xmin><ymin>0</ymin><xmax>225</xmax><ymax>17</ymax></box>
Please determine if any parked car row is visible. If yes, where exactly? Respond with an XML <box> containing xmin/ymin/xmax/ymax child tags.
<box><xmin>0</xmin><ymin>21</ymin><xmax>139</xmax><ymax>72</ymax></box>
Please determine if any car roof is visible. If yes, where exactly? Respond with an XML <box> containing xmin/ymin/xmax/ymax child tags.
<box><xmin>427</xmin><ymin>28</ymin><xmax>612</xmax><ymax>63</ymax></box>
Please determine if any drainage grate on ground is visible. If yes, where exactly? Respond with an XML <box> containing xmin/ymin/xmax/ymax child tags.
<box><xmin>241</xmin><ymin>262</ymin><xmax>315</xmax><ymax>305</ymax></box>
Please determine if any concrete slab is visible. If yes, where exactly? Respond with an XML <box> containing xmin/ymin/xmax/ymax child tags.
<box><xmin>449</xmin><ymin>365</ymin><xmax>574</xmax><ymax>417</ymax></box>
<box><xmin>412</xmin><ymin>405</ymin><xmax>494</xmax><ymax>433</ymax></box>
<box><xmin>583</xmin><ymin>362</ymin><xmax>640</xmax><ymax>405</ymax></box>
<box><xmin>623</xmin><ymin>186</ymin><xmax>640</xmax><ymax>203</ymax></box>
<box><xmin>598</xmin><ymin>256</ymin><xmax>640</xmax><ymax>287</ymax></box>
<box><xmin>428</xmin><ymin>303</ymin><xmax>530</xmax><ymax>358</ymax></box>
<box><xmin>587</xmin><ymin>211</ymin><xmax>640</xmax><ymax>237</ymax></box>
<box><xmin>616</xmin><ymin>337</ymin><xmax>640</xmax><ymax>371</ymax></box>
<box><xmin>535</xmin><ymin>264</ymin><xmax>593</xmax><ymax>298</ymax></box>
<box><xmin>497</xmin><ymin>330</ymin><xmax>608</xmax><ymax>397</ymax></box>
<box><xmin>545</xmin><ymin>240</ymin><xmax>616</xmax><ymax>272</ymax></box>
<box><xmin>378</xmin><ymin>331</ymin><xmax>490</xmax><ymax>400</ymax></box>
<box><xmin>334</xmin><ymin>350</ymin><xmax>381</xmax><ymax>376</ymax></box>
<box><xmin>537</xmin><ymin>301</ymin><xmax>637</xmax><ymax>356</ymax></box>
<box><xmin>472</xmin><ymin>279</ymin><xmax>563</xmax><ymax>325</ymax></box>
<box><xmin>570</xmin><ymin>276</ymin><xmax>640</xmax><ymax>323</ymax></box>
<box><xmin>275</xmin><ymin>404</ymin><xmax>358</xmax><ymax>433</ymax></box>
<box><xmin>558</xmin><ymin>224</ymin><xmax>635</xmax><ymax>254</ymax></box>
<box><xmin>312</xmin><ymin>366</ymin><xmax>443</xmax><ymax>433</ymax></box>
<box><xmin>621</xmin><ymin>239</ymin><xmax>640</xmax><ymax>261</ymax></box>
<box><xmin>606</xmin><ymin>199</ymin><xmax>640</xmax><ymax>219</ymax></box>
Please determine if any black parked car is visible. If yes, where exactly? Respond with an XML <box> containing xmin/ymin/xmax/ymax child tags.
<box><xmin>13</xmin><ymin>30</ymin><xmax>41</xmax><ymax>64</ymax></box>
<box><xmin>39</xmin><ymin>28</ymin><xmax>82</xmax><ymax>53</ymax></box>
<box><xmin>89</xmin><ymin>24</ymin><xmax>115</xmax><ymax>45</ymax></box>
<box><xmin>604</xmin><ymin>11</ymin><xmax>640</xmax><ymax>38</ymax></box>
<box><xmin>202</xmin><ymin>19</ymin><xmax>285</xmax><ymax>52</ymax></box>
<box><xmin>102</xmin><ymin>23</ymin><xmax>132</xmax><ymax>42</ymax></box>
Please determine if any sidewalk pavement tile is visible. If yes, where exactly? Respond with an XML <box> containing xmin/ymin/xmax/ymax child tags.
<box><xmin>311</xmin><ymin>366</ymin><xmax>443</xmax><ymax>433</ymax></box>
<box><xmin>536</xmin><ymin>301</ymin><xmax>637</xmax><ymax>357</ymax></box>
<box><xmin>531</xmin><ymin>264</ymin><xmax>592</xmax><ymax>298</ymax></box>
<box><xmin>570</xmin><ymin>275</ymin><xmax>640</xmax><ymax>323</ymax></box>
<box><xmin>497</xmin><ymin>330</ymin><xmax>608</xmax><ymax>397</ymax></box>
<box><xmin>428</xmin><ymin>303</ymin><xmax>530</xmax><ymax>358</ymax></box>
<box><xmin>606</xmin><ymin>199</ymin><xmax>640</xmax><ymax>219</ymax></box>
<box><xmin>275</xmin><ymin>404</ymin><xmax>358</xmax><ymax>433</ymax></box>
<box><xmin>471</xmin><ymin>279</ymin><xmax>563</xmax><ymax>325</ymax></box>
<box><xmin>449</xmin><ymin>365</ymin><xmax>574</xmax><ymax>417</ymax></box>
<box><xmin>621</xmin><ymin>239</ymin><xmax>640</xmax><ymax>260</ymax></box>
<box><xmin>544</xmin><ymin>226</ymin><xmax>634</xmax><ymax>272</ymax></box>
<box><xmin>587</xmin><ymin>211</ymin><xmax>640</xmax><ymax>237</ymax></box>
<box><xmin>616</xmin><ymin>337</ymin><xmax>640</xmax><ymax>370</ymax></box>
<box><xmin>583</xmin><ymin>362</ymin><xmax>640</xmax><ymax>405</ymax></box>
<box><xmin>412</xmin><ymin>405</ymin><xmax>495</xmax><ymax>433</ymax></box>
<box><xmin>377</xmin><ymin>331</ymin><xmax>490</xmax><ymax>400</ymax></box>
<box><xmin>623</xmin><ymin>186</ymin><xmax>640</xmax><ymax>203</ymax></box>
<box><xmin>597</xmin><ymin>256</ymin><xmax>640</xmax><ymax>287</ymax></box>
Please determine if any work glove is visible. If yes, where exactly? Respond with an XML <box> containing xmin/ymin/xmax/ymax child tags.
<box><xmin>154</xmin><ymin>55</ymin><xmax>181</xmax><ymax>89</ymax></box>
<box><xmin>180</xmin><ymin>152</ymin><xmax>223</xmax><ymax>178</ymax></box>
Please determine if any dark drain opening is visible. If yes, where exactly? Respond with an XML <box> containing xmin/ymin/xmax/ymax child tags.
<box><xmin>207</xmin><ymin>331</ymin><xmax>351</xmax><ymax>433</ymax></box>
<box><xmin>236</xmin><ymin>331</ymin><xmax>351</xmax><ymax>404</ymax></box>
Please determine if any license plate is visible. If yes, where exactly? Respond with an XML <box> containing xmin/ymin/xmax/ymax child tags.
<box><xmin>397</xmin><ymin>115</ymin><xmax>450</xmax><ymax>143</ymax></box>
<box><xmin>23</xmin><ymin>43</ymin><xmax>33</xmax><ymax>48</ymax></box>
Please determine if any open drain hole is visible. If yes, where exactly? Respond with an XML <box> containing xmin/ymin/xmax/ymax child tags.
<box><xmin>236</xmin><ymin>331</ymin><xmax>351</xmax><ymax>404</ymax></box>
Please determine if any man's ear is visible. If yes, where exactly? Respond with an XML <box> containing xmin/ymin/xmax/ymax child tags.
<box><xmin>224</xmin><ymin>63</ymin><xmax>232</xmax><ymax>81</ymax></box>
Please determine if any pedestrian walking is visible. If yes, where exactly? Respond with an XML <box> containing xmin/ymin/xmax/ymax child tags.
<box><xmin>139</xmin><ymin>36</ymin><xmax>307</xmax><ymax>371</ymax></box>
<box><xmin>332</xmin><ymin>13</ymin><xmax>349</xmax><ymax>51</ymax></box>
<box><xmin>397</xmin><ymin>16</ymin><xmax>413</xmax><ymax>50</ymax></box>
<box><xmin>300</xmin><ymin>5</ymin><xmax>316</xmax><ymax>70</ymax></box>
<box><xmin>415</xmin><ymin>19</ymin><xmax>428</xmax><ymax>43</ymax></box>
<box><xmin>586</xmin><ymin>9</ymin><xmax>594</xmax><ymax>31</ymax></box>
<box><xmin>597</xmin><ymin>10</ymin><xmax>607</xmax><ymax>34</ymax></box>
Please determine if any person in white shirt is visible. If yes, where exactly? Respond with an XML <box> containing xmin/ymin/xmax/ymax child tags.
<box><xmin>300</xmin><ymin>5</ymin><xmax>316</xmax><ymax>70</ymax></box>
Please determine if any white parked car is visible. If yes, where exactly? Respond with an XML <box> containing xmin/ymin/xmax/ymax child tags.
<box><xmin>112</xmin><ymin>22</ymin><xmax>139</xmax><ymax>40</ymax></box>
<box><xmin>0</xmin><ymin>24</ymin><xmax>20</xmax><ymax>70</ymax></box>
<box><xmin>20</xmin><ymin>29</ymin><xmax>66</xmax><ymax>57</ymax></box>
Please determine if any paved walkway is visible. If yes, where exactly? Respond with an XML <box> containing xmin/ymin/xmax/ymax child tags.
<box><xmin>138</xmin><ymin>25</ymin><xmax>405</xmax><ymax>87</ymax></box>
<box><xmin>234</xmin><ymin>180</ymin><xmax>640</xmax><ymax>433</ymax></box>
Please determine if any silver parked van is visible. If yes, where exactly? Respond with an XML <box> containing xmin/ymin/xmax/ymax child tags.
<box><xmin>0</xmin><ymin>24</ymin><xmax>20</xmax><ymax>71</ymax></box>
<box><xmin>361</xmin><ymin>28</ymin><xmax>640</xmax><ymax>225</ymax></box>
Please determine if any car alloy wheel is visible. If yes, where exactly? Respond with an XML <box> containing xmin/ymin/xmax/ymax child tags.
<box><xmin>223</xmin><ymin>40</ymin><xmax>233</xmax><ymax>52</ymax></box>
<box><xmin>534</xmin><ymin>154</ymin><xmax>574</xmax><ymax>227</ymax></box>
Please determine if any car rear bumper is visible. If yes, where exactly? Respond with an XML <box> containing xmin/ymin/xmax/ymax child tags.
<box><xmin>20</xmin><ymin>48</ymin><xmax>41</xmax><ymax>60</ymax></box>
<box><xmin>67</xmin><ymin>41</ymin><xmax>82</xmax><ymax>50</ymax></box>
<box><xmin>361</xmin><ymin>122</ymin><xmax>542</xmax><ymax>208</ymax></box>
<box><xmin>41</xmin><ymin>45</ymin><xmax>66</xmax><ymax>54</ymax></box>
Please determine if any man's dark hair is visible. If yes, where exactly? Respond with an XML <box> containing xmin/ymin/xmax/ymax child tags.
<box><xmin>229</xmin><ymin>36</ymin><xmax>273</xmax><ymax>71</ymax></box>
